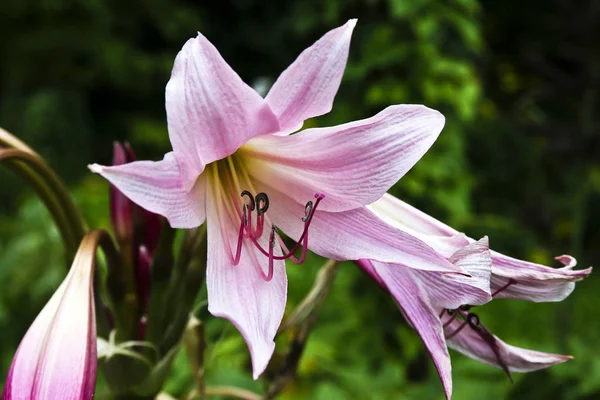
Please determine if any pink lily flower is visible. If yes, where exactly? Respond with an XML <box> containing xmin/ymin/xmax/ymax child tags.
<box><xmin>89</xmin><ymin>19</ymin><xmax>463</xmax><ymax>378</ymax></box>
<box><xmin>359</xmin><ymin>193</ymin><xmax>591</xmax><ymax>399</ymax></box>
<box><xmin>3</xmin><ymin>237</ymin><xmax>97</xmax><ymax>400</ymax></box>
<box><xmin>359</xmin><ymin>238</ymin><xmax>575</xmax><ymax>399</ymax></box>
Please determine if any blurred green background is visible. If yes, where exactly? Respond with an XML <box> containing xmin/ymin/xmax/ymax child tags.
<box><xmin>0</xmin><ymin>0</ymin><xmax>598</xmax><ymax>399</ymax></box>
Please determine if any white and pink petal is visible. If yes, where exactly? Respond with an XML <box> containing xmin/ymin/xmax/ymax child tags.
<box><xmin>166</xmin><ymin>32</ymin><xmax>279</xmax><ymax>187</ymax></box>
<box><xmin>490</xmin><ymin>251</ymin><xmax>592</xmax><ymax>302</ymax></box>
<box><xmin>265</xmin><ymin>19</ymin><xmax>356</xmax><ymax>133</ymax></box>
<box><xmin>244</xmin><ymin>105</ymin><xmax>446</xmax><ymax>212</ymax></box>
<box><xmin>205</xmin><ymin>174</ymin><xmax>287</xmax><ymax>379</ymax></box>
<box><xmin>369</xmin><ymin>262</ymin><xmax>453</xmax><ymax>400</ymax></box>
<box><xmin>444</xmin><ymin>316</ymin><xmax>571</xmax><ymax>374</ymax></box>
<box><xmin>89</xmin><ymin>152</ymin><xmax>206</xmax><ymax>229</ymax></box>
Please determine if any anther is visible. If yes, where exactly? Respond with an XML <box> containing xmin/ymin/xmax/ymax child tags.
<box><xmin>255</xmin><ymin>192</ymin><xmax>269</xmax><ymax>215</ymax></box>
<box><xmin>242</xmin><ymin>204</ymin><xmax>248</xmax><ymax>227</ymax></box>
<box><xmin>241</xmin><ymin>190</ymin><xmax>255</xmax><ymax>210</ymax></box>
<box><xmin>466</xmin><ymin>312</ymin><xmax>481</xmax><ymax>332</ymax></box>
<box><xmin>302</xmin><ymin>201</ymin><xmax>314</xmax><ymax>222</ymax></box>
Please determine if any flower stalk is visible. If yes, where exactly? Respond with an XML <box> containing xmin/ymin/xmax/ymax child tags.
<box><xmin>0</xmin><ymin>128</ymin><xmax>87</xmax><ymax>259</ymax></box>
<box><xmin>266</xmin><ymin>259</ymin><xmax>339</xmax><ymax>399</ymax></box>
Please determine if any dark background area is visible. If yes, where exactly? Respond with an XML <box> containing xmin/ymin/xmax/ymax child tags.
<box><xmin>0</xmin><ymin>0</ymin><xmax>598</xmax><ymax>398</ymax></box>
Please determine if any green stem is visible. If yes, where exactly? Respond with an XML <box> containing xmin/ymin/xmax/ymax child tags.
<box><xmin>144</xmin><ymin>223</ymin><xmax>177</xmax><ymax>348</ymax></box>
<box><xmin>160</xmin><ymin>226</ymin><xmax>207</xmax><ymax>354</ymax></box>
<box><xmin>267</xmin><ymin>259</ymin><xmax>339</xmax><ymax>399</ymax></box>
<box><xmin>204</xmin><ymin>386</ymin><xmax>261</xmax><ymax>400</ymax></box>
<box><xmin>0</xmin><ymin>128</ymin><xmax>87</xmax><ymax>256</ymax></box>
<box><xmin>0</xmin><ymin>149</ymin><xmax>79</xmax><ymax>256</ymax></box>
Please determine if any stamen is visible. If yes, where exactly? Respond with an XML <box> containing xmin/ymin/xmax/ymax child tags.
<box><xmin>491</xmin><ymin>278</ymin><xmax>518</xmax><ymax>298</ymax></box>
<box><xmin>446</xmin><ymin>311</ymin><xmax>479</xmax><ymax>339</ymax></box>
<box><xmin>302</xmin><ymin>201</ymin><xmax>313</xmax><ymax>222</ymax></box>
<box><xmin>254</xmin><ymin>192</ymin><xmax>269</xmax><ymax>237</ymax></box>
<box><xmin>231</xmin><ymin>189</ymin><xmax>325</xmax><ymax>281</ymax></box>
<box><xmin>246</xmin><ymin>193</ymin><xmax>324</xmax><ymax>262</ymax></box>
<box><xmin>466</xmin><ymin>313</ymin><xmax>480</xmax><ymax>332</ymax></box>
<box><xmin>233</xmin><ymin>218</ymin><xmax>244</xmax><ymax>265</ymax></box>
<box><xmin>255</xmin><ymin>192</ymin><xmax>269</xmax><ymax>215</ymax></box>
<box><xmin>442</xmin><ymin>311</ymin><xmax>458</xmax><ymax>329</ymax></box>
<box><xmin>443</xmin><ymin>308</ymin><xmax>513</xmax><ymax>382</ymax></box>
<box><xmin>476</xmin><ymin>326</ymin><xmax>513</xmax><ymax>382</ymax></box>
<box><xmin>241</xmin><ymin>190</ymin><xmax>255</xmax><ymax>211</ymax></box>
<box><xmin>446</xmin><ymin>320</ymin><xmax>469</xmax><ymax>340</ymax></box>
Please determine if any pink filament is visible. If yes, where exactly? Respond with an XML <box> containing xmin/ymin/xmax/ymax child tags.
<box><xmin>491</xmin><ymin>278</ymin><xmax>517</xmax><ymax>298</ymax></box>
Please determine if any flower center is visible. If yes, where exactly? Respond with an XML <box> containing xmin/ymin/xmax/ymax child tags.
<box><xmin>211</xmin><ymin>155</ymin><xmax>324</xmax><ymax>282</ymax></box>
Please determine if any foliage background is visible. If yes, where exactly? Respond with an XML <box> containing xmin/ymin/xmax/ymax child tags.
<box><xmin>0</xmin><ymin>0</ymin><xmax>598</xmax><ymax>399</ymax></box>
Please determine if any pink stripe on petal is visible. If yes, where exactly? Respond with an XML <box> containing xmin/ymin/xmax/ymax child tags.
<box><xmin>89</xmin><ymin>152</ymin><xmax>206</xmax><ymax>229</ymax></box>
<box><xmin>244</xmin><ymin>105</ymin><xmax>445</xmax><ymax>212</ymax></box>
<box><xmin>266</xmin><ymin>19</ymin><xmax>356</xmax><ymax>132</ymax></box>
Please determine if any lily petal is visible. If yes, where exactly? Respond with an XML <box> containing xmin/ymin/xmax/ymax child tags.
<box><xmin>369</xmin><ymin>261</ymin><xmax>453</xmax><ymax>400</ymax></box>
<box><xmin>265</xmin><ymin>19</ymin><xmax>356</xmax><ymax>132</ymax></box>
<box><xmin>205</xmin><ymin>175</ymin><xmax>286</xmax><ymax>379</ymax></box>
<box><xmin>444</xmin><ymin>317</ymin><xmax>572</xmax><ymax>373</ymax></box>
<box><xmin>411</xmin><ymin>238</ymin><xmax>492</xmax><ymax>310</ymax></box>
<box><xmin>490</xmin><ymin>251</ymin><xmax>592</xmax><ymax>302</ymax></box>
<box><xmin>244</xmin><ymin>105</ymin><xmax>445</xmax><ymax>212</ymax></box>
<box><xmin>370</xmin><ymin>193</ymin><xmax>458</xmax><ymax>237</ymax></box>
<box><xmin>259</xmin><ymin>185</ymin><xmax>461</xmax><ymax>273</ymax></box>
<box><xmin>89</xmin><ymin>152</ymin><xmax>206</xmax><ymax>229</ymax></box>
<box><xmin>166</xmin><ymin>33</ymin><xmax>279</xmax><ymax>187</ymax></box>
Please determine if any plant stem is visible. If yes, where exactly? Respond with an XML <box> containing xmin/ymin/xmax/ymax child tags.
<box><xmin>204</xmin><ymin>386</ymin><xmax>261</xmax><ymax>400</ymax></box>
<box><xmin>267</xmin><ymin>259</ymin><xmax>339</xmax><ymax>399</ymax></box>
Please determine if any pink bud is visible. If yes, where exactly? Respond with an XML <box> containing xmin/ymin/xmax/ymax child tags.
<box><xmin>3</xmin><ymin>239</ymin><xmax>97</xmax><ymax>399</ymax></box>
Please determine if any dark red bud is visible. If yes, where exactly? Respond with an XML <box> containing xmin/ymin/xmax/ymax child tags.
<box><xmin>137</xmin><ymin>245</ymin><xmax>152</xmax><ymax>312</ymax></box>
<box><xmin>110</xmin><ymin>142</ymin><xmax>133</xmax><ymax>244</ymax></box>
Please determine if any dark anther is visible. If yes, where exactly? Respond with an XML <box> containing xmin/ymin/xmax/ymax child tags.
<box><xmin>241</xmin><ymin>190</ymin><xmax>255</xmax><ymax>210</ymax></box>
<box><xmin>255</xmin><ymin>192</ymin><xmax>269</xmax><ymax>215</ymax></box>
<box><xmin>446</xmin><ymin>309</ymin><xmax>456</xmax><ymax>316</ymax></box>
<box><xmin>242</xmin><ymin>204</ymin><xmax>248</xmax><ymax>227</ymax></box>
<box><xmin>302</xmin><ymin>201</ymin><xmax>314</xmax><ymax>222</ymax></box>
<box><xmin>466</xmin><ymin>313</ymin><xmax>481</xmax><ymax>331</ymax></box>
<box><xmin>459</xmin><ymin>304</ymin><xmax>472</xmax><ymax>311</ymax></box>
